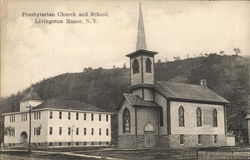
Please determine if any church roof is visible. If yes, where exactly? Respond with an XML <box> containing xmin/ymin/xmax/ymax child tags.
<box><xmin>123</xmin><ymin>93</ymin><xmax>159</xmax><ymax>107</ymax></box>
<box><xmin>126</xmin><ymin>49</ymin><xmax>158</xmax><ymax>58</ymax></box>
<box><xmin>35</xmin><ymin>97</ymin><xmax>106</xmax><ymax>112</ymax></box>
<box><xmin>155</xmin><ymin>81</ymin><xmax>229</xmax><ymax>104</ymax></box>
<box><xmin>22</xmin><ymin>88</ymin><xmax>41</xmax><ymax>101</ymax></box>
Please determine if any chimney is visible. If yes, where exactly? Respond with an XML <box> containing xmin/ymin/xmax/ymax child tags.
<box><xmin>200</xmin><ymin>79</ymin><xmax>207</xmax><ymax>87</ymax></box>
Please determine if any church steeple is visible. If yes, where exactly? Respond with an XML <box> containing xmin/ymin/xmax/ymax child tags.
<box><xmin>126</xmin><ymin>2</ymin><xmax>158</xmax><ymax>87</ymax></box>
<box><xmin>136</xmin><ymin>2</ymin><xmax>147</xmax><ymax>50</ymax></box>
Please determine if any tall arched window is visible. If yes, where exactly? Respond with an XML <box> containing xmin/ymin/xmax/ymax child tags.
<box><xmin>178</xmin><ymin>106</ymin><xmax>185</xmax><ymax>127</ymax></box>
<box><xmin>123</xmin><ymin>108</ymin><xmax>130</xmax><ymax>133</ymax></box>
<box><xmin>213</xmin><ymin>109</ymin><xmax>218</xmax><ymax>127</ymax></box>
<box><xmin>132</xmin><ymin>59</ymin><xmax>139</xmax><ymax>74</ymax></box>
<box><xmin>145</xmin><ymin>58</ymin><xmax>152</xmax><ymax>73</ymax></box>
<box><xmin>196</xmin><ymin>107</ymin><xmax>202</xmax><ymax>127</ymax></box>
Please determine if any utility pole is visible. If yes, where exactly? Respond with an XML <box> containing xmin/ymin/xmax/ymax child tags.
<box><xmin>27</xmin><ymin>105</ymin><xmax>32</xmax><ymax>153</ymax></box>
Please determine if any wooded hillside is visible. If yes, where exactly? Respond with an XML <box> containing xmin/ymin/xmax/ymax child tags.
<box><xmin>0</xmin><ymin>54</ymin><xmax>249</xmax><ymax>141</ymax></box>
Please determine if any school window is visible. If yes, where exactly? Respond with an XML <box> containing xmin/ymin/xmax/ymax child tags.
<box><xmin>91</xmin><ymin>114</ymin><xmax>94</xmax><ymax>121</ymax></box>
<box><xmin>84</xmin><ymin>142</ymin><xmax>87</xmax><ymax>145</ymax></box>
<box><xmin>37</xmin><ymin>127</ymin><xmax>41</xmax><ymax>135</ymax></box>
<box><xmin>106</xmin><ymin>128</ymin><xmax>109</xmax><ymax>136</ymax></box>
<box><xmin>34</xmin><ymin>112</ymin><xmax>37</xmax><ymax>120</ymax></box>
<box><xmin>76</xmin><ymin>128</ymin><xmax>79</xmax><ymax>135</ymax></box>
<box><xmin>91</xmin><ymin>128</ymin><xmax>94</xmax><ymax>135</ymax></box>
<box><xmin>10</xmin><ymin>128</ymin><xmax>15</xmax><ymax>136</ymax></box>
<box><xmin>99</xmin><ymin>114</ymin><xmax>101</xmax><ymax>121</ymax></box>
<box><xmin>180</xmin><ymin>134</ymin><xmax>184</xmax><ymax>145</ymax></box>
<box><xmin>99</xmin><ymin>128</ymin><xmax>101</xmax><ymax>135</ymax></box>
<box><xmin>59</xmin><ymin>127</ymin><xmax>62</xmax><ymax>135</ymax></box>
<box><xmin>59</xmin><ymin>112</ymin><xmax>62</xmax><ymax>119</ymax></box>
<box><xmin>198</xmin><ymin>135</ymin><xmax>202</xmax><ymax>145</ymax></box>
<box><xmin>21</xmin><ymin>114</ymin><xmax>26</xmax><ymax>121</ymax></box>
<box><xmin>38</xmin><ymin>112</ymin><xmax>41</xmax><ymax>119</ymax></box>
<box><xmin>34</xmin><ymin>128</ymin><xmax>36</xmax><ymax>135</ymax></box>
<box><xmin>91</xmin><ymin>142</ymin><xmax>94</xmax><ymax>145</ymax></box>
<box><xmin>84</xmin><ymin>128</ymin><xmax>86</xmax><ymax>135</ymax></box>
<box><xmin>68</xmin><ymin>112</ymin><xmax>71</xmax><ymax>120</ymax></box>
<box><xmin>68</xmin><ymin>142</ymin><xmax>71</xmax><ymax>146</ymax></box>
<box><xmin>76</xmin><ymin>113</ymin><xmax>79</xmax><ymax>120</ymax></box>
<box><xmin>99</xmin><ymin>142</ymin><xmax>101</xmax><ymax>145</ymax></box>
<box><xmin>50</xmin><ymin>111</ymin><xmax>53</xmax><ymax>119</ymax></box>
<box><xmin>84</xmin><ymin>113</ymin><xmax>86</xmax><ymax>120</ymax></box>
<box><xmin>49</xmin><ymin>142</ymin><xmax>52</xmax><ymax>146</ymax></box>
<box><xmin>214</xmin><ymin>135</ymin><xmax>218</xmax><ymax>144</ymax></box>
<box><xmin>49</xmin><ymin>127</ymin><xmax>53</xmax><ymax>135</ymax></box>
<box><xmin>106</xmin><ymin>115</ymin><xmax>108</xmax><ymax>121</ymax></box>
<box><xmin>68</xmin><ymin>127</ymin><xmax>71</xmax><ymax>135</ymax></box>
<box><xmin>59</xmin><ymin>142</ymin><xmax>62</xmax><ymax>146</ymax></box>
<box><xmin>76</xmin><ymin>142</ymin><xmax>79</xmax><ymax>146</ymax></box>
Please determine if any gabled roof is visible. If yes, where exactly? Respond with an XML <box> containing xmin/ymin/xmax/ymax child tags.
<box><xmin>155</xmin><ymin>81</ymin><xmax>229</xmax><ymax>104</ymax></box>
<box><xmin>123</xmin><ymin>93</ymin><xmax>159</xmax><ymax>107</ymax></box>
<box><xmin>35</xmin><ymin>97</ymin><xmax>106</xmax><ymax>112</ymax></box>
<box><xmin>22</xmin><ymin>88</ymin><xmax>41</xmax><ymax>101</ymax></box>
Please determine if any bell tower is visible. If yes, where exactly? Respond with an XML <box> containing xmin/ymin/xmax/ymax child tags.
<box><xmin>126</xmin><ymin>3</ymin><xmax>158</xmax><ymax>87</ymax></box>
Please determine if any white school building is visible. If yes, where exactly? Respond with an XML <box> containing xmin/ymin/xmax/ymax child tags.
<box><xmin>3</xmin><ymin>89</ymin><xmax>112</xmax><ymax>148</ymax></box>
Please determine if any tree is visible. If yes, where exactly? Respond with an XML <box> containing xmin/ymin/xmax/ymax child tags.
<box><xmin>233</xmin><ymin>48</ymin><xmax>241</xmax><ymax>55</ymax></box>
<box><xmin>219</xmin><ymin>51</ymin><xmax>224</xmax><ymax>55</ymax></box>
<box><xmin>173</xmin><ymin>56</ymin><xmax>181</xmax><ymax>61</ymax></box>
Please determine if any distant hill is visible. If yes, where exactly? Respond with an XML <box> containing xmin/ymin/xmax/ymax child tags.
<box><xmin>0</xmin><ymin>54</ymin><xmax>249</xmax><ymax>142</ymax></box>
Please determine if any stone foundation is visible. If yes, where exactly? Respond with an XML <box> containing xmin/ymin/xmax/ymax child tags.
<box><xmin>118</xmin><ymin>134</ymin><xmax>227</xmax><ymax>148</ymax></box>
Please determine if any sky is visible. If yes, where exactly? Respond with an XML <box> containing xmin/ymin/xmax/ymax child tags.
<box><xmin>1</xmin><ymin>0</ymin><xmax>250</xmax><ymax>97</ymax></box>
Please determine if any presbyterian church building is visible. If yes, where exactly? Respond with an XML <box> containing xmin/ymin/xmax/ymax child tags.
<box><xmin>117</xmin><ymin>4</ymin><xmax>229</xmax><ymax>148</ymax></box>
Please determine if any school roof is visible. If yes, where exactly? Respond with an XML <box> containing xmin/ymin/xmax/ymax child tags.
<box><xmin>35</xmin><ymin>97</ymin><xmax>106</xmax><ymax>112</ymax></box>
<box><xmin>22</xmin><ymin>88</ymin><xmax>41</xmax><ymax>101</ymax></box>
<box><xmin>155</xmin><ymin>81</ymin><xmax>229</xmax><ymax>104</ymax></box>
<box><xmin>123</xmin><ymin>93</ymin><xmax>159</xmax><ymax>107</ymax></box>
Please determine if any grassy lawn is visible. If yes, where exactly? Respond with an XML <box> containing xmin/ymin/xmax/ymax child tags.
<box><xmin>75</xmin><ymin>148</ymin><xmax>198</xmax><ymax>160</ymax></box>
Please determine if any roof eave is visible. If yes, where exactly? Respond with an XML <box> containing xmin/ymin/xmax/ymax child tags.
<box><xmin>126</xmin><ymin>49</ymin><xmax>158</xmax><ymax>58</ymax></box>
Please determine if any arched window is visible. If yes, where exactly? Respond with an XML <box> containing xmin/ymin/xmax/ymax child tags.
<box><xmin>196</xmin><ymin>107</ymin><xmax>202</xmax><ymax>127</ymax></box>
<box><xmin>132</xmin><ymin>59</ymin><xmax>139</xmax><ymax>74</ymax></box>
<box><xmin>213</xmin><ymin>109</ymin><xmax>218</xmax><ymax>127</ymax></box>
<box><xmin>123</xmin><ymin>108</ymin><xmax>130</xmax><ymax>133</ymax></box>
<box><xmin>145</xmin><ymin>58</ymin><xmax>152</xmax><ymax>73</ymax></box>
<box><xmin>178</xmin><ymin>106</ymin><xmax>184</xmax><ymax>127</ymax></box>
<box><xmin>159</xmin><ymin>107</ymin><xmax>163</xmax><ymax>127</ymax></box>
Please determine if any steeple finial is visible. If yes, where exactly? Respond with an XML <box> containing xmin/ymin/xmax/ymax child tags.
<box><xmin>136</xmin><ymin>2</ymin><xmax>147</xmax><ymax>50</ymax></box>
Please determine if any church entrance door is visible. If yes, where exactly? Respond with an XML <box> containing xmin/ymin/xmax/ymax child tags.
<box><xmin>145</xmin><ymin>131</ymin><xmax>155</xmax><ymax>148</ymax></box>
<box><xmin>144</xmin><ymin>122</ymin><xmax>155</xmax><ymax>148</ymax></box>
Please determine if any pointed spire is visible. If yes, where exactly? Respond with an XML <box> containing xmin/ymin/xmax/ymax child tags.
<box><xmin>136</xmin><ymin>2</ymin><xmax>147</xmax><ymax>50</ymax></box>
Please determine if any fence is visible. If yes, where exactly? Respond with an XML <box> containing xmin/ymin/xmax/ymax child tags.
<box><xmin>198</xmin><ymin>151</ymin><xmax>250</xmax><ymax>160</ymax></box>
